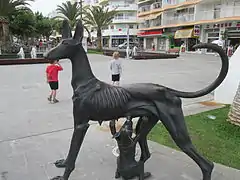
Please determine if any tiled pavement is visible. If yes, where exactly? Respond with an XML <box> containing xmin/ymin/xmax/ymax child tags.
<box><xmin>0</xmin><ymin>53</ymin><xmax>239</xmax><ymax>180</ymax></box>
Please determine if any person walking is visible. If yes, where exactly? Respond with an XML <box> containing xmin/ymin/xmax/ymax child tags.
<box><xmin>46</xmin><ymin>60</ymin><xmax>63</xmax><ymax>103</ymax></box>
<box><xmin>110</xmin><ymin>52</ymin><xmax>122</xmax><ymax>86</ymax></box>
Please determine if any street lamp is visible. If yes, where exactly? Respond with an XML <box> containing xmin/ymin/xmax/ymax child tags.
<box><xmin>76</xmin><ymin>0</ymin><xmax>84</xmax><ymax>20</ymax></box>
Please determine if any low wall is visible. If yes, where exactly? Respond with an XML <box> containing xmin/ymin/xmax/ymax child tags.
<box><xmin>103</xmin><ymin>49</ymin><xmax>179</xmax><ymax>59</ymax></box>
<box><xmin>0</xmin><ymin>53</ymin><xmax>44</xmax><ymax>59</ymax></box>
<box><xmin>0</xmin><ymin>58</ymin><xmax>49</xmax><ymax>65</ymax></box>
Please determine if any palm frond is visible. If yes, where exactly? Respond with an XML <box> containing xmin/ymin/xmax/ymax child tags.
<box><xmin>56</xmin><ymin>1</ymin><xmax>82</xmax><ymax>29</ymax></box>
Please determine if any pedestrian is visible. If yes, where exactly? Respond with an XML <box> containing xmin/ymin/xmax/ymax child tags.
<box><xmin>110</xmin><ymin>51</ymin><xmax>122</xmax><ymax>86</ymax></box>
<box><xmin>152</xmin><ymin>42</ymin><xmax>155</xmax><ymax>51</ymax></box>
<box><xmin>46</xmin><ymin>59</ymin><xmax>63</xmax><ymax>103</ymax></box>
<box><xmin>132</xmin><ymin>45</ymin><xmax>138</xmax><ymax>57</ymax></box>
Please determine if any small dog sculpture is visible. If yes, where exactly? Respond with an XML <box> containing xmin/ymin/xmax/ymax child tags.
<box><xmin>109</xmin><ymin>118</ymin><xmax>151</xmax><ymax>180</ymax></box>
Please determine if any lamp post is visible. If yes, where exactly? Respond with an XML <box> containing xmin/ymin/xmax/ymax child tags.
<box><xmin>126</xmin><ymin>24</ymin><xmax>130</xmax><ymax>59</ymax></box>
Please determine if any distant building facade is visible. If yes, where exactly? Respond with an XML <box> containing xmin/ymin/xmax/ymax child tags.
<box><xmin>96</xmin><ymin>0</ymin><xmax>139</xmax><ymax>48</ymax></box>
<box><xmin>137</xmin><ymin>0</ymin><xmax>240</xmax><ymax>52</ymax></box>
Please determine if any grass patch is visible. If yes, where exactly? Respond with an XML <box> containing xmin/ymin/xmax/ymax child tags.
<box><xmin>87</xmin><ymin>49</ymin><xmax>103</xmax><ymax>54</ymax></box>
<box><xmin>148</xmin><ymin>106</ymin><xmax>240</xmax><ymax>169</ymax></box>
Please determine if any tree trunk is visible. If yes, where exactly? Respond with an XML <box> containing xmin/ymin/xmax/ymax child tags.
<box><xmin>228</xmin><ymin>82</ymin><xmax>240</xmax><ymax>126</ymax></box>
<box><xmin>97</xmin><ymin>29</ymin><xmax>102</xmax><ymax>51</ymax></box>
<box><xmin>83</xmin><ymin>26</ymin><xmax>91</xmax><ymax>40</ymax></box>
<box><xmin>0</xmin><ymin>21</ymin><xmax>10</xmax><ymax>52</ymax></box>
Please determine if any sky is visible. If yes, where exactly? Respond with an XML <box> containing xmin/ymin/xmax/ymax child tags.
<box><xmin>29</xmin><ymin>0</ymin><xmax>96</xmax><ymax>16</ymax></box>
<box><xmin>29</xmin><ymin>0</ymin><xmax>68</xmax><ymax>16</ymax></box>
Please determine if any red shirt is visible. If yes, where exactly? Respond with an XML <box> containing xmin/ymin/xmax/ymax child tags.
<box><xmin>46</xmin><ymin>64</ymin><xmax>63</xmax><ymax>82</ymax></box>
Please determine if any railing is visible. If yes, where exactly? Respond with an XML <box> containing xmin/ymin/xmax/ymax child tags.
<box><xmin>113</xmin><ymin>16</ymin><xmax>137</xmax><ymax>21</ymax></box>
<box><xmin>139</xmin><ymin>21</ymin><xmax>151</xmax><ymax>28</ymax></box>
<box><xmin>162</xmin><ymin>0</ymin><xmax>195</xmax><ymax>7</ymax></box>
<box><xmin>138</xmin><ymin>2</ymin><xmax>162</xmax><ymax>13</ymax></box>
<box><xmin>109</xmin><ymin>4</ymin><xmax>138</xmax><ymax>11</ymax></box>
<box><xmin>196</xmin><ymin>6</ymin><xmax>240</xmax><ymax>21</ymax></box>
<box><xmin>101</xmin><ymin>29</ymin><xmax>139</xmax><ymax>36</ymax></box>
<box><xmin>164</xmin><ymin>13</ymin><xmax>194</xmax><ymax>25</ymax></box>
<box><xmin>151</xmin><ymin>19</ymin><xmax>162</xmax><ymax>27</ymax></box>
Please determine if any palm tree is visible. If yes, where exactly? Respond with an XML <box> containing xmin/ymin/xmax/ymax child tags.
<box><xmin>0</xmin><ymin>0</ymin><xmax>33</xmax><ymax>18</ymax></box>
<box><xmin>83</xmin><ymin>5</ymin><xmax>117</xmax><ymax>50</ymax></box>
<box><xmin>55</xmin><ymin>1</ymin><xmax>91</xmax><ymax>40</ymax></box>
<box><xmin>228</xmin><ymin>83</ymin><xmax>240</xmax><ymax>126</ymax></box>
<box><xmin>0</xmin><ymin>0</ymin><xmax>34</xmax><ymax>50</ymax></box>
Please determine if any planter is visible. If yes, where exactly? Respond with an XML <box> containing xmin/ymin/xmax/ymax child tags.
<box><xmin>103</xmin><ymin>49</ymin><xmax>126</xmax><ymax>58</ymax></box>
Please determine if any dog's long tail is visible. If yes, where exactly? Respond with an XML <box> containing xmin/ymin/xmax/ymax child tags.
<box><xmin>167</xmin><ymin>43</ymin><xmax>229</xmax><ymax>98</ymax></box>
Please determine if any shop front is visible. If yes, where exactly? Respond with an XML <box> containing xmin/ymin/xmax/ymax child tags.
<box><xmin>226</xmin><ymin>24</ymin><xmax>240</xmax><ymax>50</ymax></box>
<box><xmin>137</xmin><ymin>30</ymin><xmax>163</xmax><ymax>50</ymax></box>
<box><xmin>174</xmin><ymin>26</ymin><xmax>200</xmax><ymax>51</ymax></box>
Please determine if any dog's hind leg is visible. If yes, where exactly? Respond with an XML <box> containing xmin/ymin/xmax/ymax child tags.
<box><xmin>155</xmin><ymin>97</ymin><xmax>214</xmax><ymax>180</ymax></box>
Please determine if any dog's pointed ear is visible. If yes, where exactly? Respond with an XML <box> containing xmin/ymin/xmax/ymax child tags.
<box><xmin>73</xmin><ymin>20</ymin><xmax>83</xmax><ymax>42</ymax></box>
<box><xmin>62</xmin><ymin>20</ymin><xmax>71</xmax><ymax>39</ymax></box>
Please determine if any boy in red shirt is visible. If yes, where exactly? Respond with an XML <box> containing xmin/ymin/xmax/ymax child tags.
<box><xmin>46</xmin><ymin>60</ymin><xmax>63</xmax><ymax>103</ymax></box>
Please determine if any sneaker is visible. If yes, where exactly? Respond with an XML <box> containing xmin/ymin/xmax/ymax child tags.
<box><xmin>52</xmin><ymin>99</ymin><xmax>59</xmax><ymax>103</ymax></box>
<box><xmin>47</xmin><ymin>96</ymin><xmax>52</xmax><ymax>102</ymax></box>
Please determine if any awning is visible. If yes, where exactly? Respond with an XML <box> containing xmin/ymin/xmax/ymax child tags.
<box><xmin>149</xmin><ymin>12</ymin><xmax>162</xmax><ymax>20</ymax></box>
<box><xmin>174</xmin><ymin>29</ymin><xmax>194</xmax><ymax>39</ymax></box>
<box><xmin>138</xmin><ymin>12</ymin><xmax>162</xmax><ymax>21</ymax></box>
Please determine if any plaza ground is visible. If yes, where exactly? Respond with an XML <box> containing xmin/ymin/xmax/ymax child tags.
<box><xmin>0</xmin><ymin>54</ymin><xmax>239</xmax><ymax>179</ymax></box>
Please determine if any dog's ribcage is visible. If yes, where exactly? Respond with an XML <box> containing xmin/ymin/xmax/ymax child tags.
<box><xmin>89</xmin><ymin>85</ymin><xmax>131</xmax><ymax>111</ymax></box>
<box><xmin>75</xmin><ymin>81</ymin><xmax>131</xmax><ymax>116</ymax></box>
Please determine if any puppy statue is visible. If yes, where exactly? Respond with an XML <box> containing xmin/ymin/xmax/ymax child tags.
<box><xmin>109</xmin><ymin>118</ymin><xmax>151</xmax><ymax>180</ymax></box>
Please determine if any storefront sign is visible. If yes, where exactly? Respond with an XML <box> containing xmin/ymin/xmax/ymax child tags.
<box><xmin>112</xmin><ymin>35</ymin><xmax>128</xmax><ymax>38</ymax></box>
<box><xmin>137</xmin><ymin>30</ymin><xmax>163</xmax><ymax>36</ymax></box>
<box><xmin>194</xmin><ymin>25</ymin><xmax>200</xmax><ymax>36</ymax></box>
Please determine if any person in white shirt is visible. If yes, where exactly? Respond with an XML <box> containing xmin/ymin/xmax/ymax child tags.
<box><xmin>110</xmin><ymin>51</ymin><xmax>122</xmax><ymax>86</ymax></box>
<box><xmin>132</xmin><ymin>45</ymin><xmax>138</xmax><ymax>57</ymax></box>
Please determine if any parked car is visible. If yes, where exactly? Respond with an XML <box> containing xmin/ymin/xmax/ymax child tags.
<box><xmin>118</xmin><ymin>42</ymin><xmax>138</xmax><ymax>49</ymax></box>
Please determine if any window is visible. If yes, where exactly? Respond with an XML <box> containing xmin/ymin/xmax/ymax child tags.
<box><xmin>188</xmin><ymin>7</ymin><xmax>194</xmax><ymax>14</ymax></box>
<box><xmin>129</xmin><ymin>24</ymin><xmax>134</xmax><ymax>29</ymax></box>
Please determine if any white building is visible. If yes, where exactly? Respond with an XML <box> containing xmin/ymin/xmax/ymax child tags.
<box><xmin>138</xmin><ymin>0</ymin><xmax>240</xmax><ymax>52</ymax></box>
<box><xmin>97</xmin><ymin>0</ymin><xmax>139</xmax><ymax>48</ymax></box>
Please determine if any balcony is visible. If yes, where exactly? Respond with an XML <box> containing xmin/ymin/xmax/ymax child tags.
<box><xmin>102</xmin><ymin>29</ymin><xmax>139</xmax><ymax>36</ymax></box>
<box><xmin>162</xmin><ymin>0</ymin><xmax>198</xmax><ymax>7</ymax></box>
<box><xmin>138</xmin><ymin>5</ymin><xmax>151</xmax><ymax>13</ymax></box>
<box><xmin>139</xmin><ymin>21</ymin><xmax>151</xmax><ymax>29</ymax></box>
<box><xmin>164</xmin><ymin>13</ymin><xmax>195</xmax><ymax>25</ymax></box>
<box><xmin>109</xmin><ymin>4</ymin><xmax>138</xmax><ymax>11</ymax></box>
<box><xmin>151</xmin><ymin>2</ymin><xmax>162</xmax><ymax>10</ymax></box>
<box><xmin>196</xmin><ymin>6</ymin><xmax>240</xmax><ymax>21</ymax></box>
<box><xmin>112</xmin><ymin>16</ymin><xmax>138</xmax><ymax>23</ymax></box>
<box><xmin>139</xmin><ymin>18</ymin><xmax>161</xmax><ymax>29</ymax></box>
<box><xmin>138</xmin><ymin>2</ymin><xmax>162</xmax><ymax>14</ymax></box>
<box><xmin>151</xmin><ymin>18</ymin><xmax>162</xmax><ymax>27</ymax></box>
